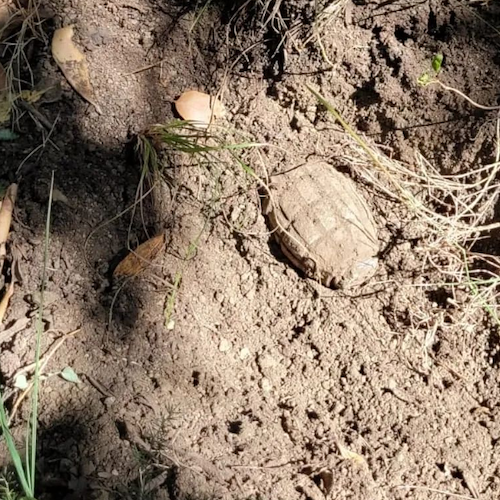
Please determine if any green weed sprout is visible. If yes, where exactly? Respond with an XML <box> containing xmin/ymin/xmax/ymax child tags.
<box><xmin>417</xmin><ymin>53</ymin><xmax>500</xmax><ymax>111</ymax></box>
<box><xmin>417</xmin><ymin>53</ymin><xmax>443</xmax><ymax>86</ymax></box>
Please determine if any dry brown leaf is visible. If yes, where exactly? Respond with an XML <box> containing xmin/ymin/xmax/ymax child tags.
<box><xmin>113</xmin><ymin>234</ymin><xmax>165</xmax><ymax>278</ymax></box>
<box><xmin>338</xmin><ymin>443</ymin><xmax>365</xmax><ymax>465</ymax></box>
<box><xmin>175</xmin><ymin>90</ymin><xmax>225</xmax><ymax>129</ymax></box>
<box><xmin>51</xmin><ymin>25</ymin><xmax>101</xmax><ymax>113</ymax></box>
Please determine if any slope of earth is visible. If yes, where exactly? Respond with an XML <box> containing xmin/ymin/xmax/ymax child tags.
<box><xmin>1</xmin><ymin>1</ymin><xmax>500</xmax><ymax>499</ymax></box>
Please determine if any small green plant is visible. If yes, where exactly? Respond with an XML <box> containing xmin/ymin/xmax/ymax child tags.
<box><xmin>0</xmin><ymin>173</ymin><xmax>54</xmax><ymax>499</ymax></box>
<box><xmin>417</xmin><ymin>53</ymin><xmax>443</xmax><ymax>86</ymax></box>
<box><xmin>417</xmin><ymin>53</ymin><xmax>500</xmax><ymax>111</ymax></box>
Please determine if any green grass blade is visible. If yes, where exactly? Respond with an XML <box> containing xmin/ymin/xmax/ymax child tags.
<box><xmin>28</xmin><ymin>171</ymin><xmax>55</xmax><ymax>493</ymax></box>
<box><xmin>0</xmin><ymin>392</ymin><xmax>31</xmax><ymax>495</ymax></box>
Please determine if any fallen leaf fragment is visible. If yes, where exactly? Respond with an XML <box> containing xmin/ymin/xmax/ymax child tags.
<box><xmin>0</xmin><ymin>103</ymin><xmax>9</xmax><ymax>124</ymax></box>
<box><xmin>52</xmin><ymin>187</ymin><xmax>70</xmax><ymax>205</ymax></box>
<box><xmin>175</xmin><ymin>90</ymin><xmax>225</xmax><ymax>129</ymax></box>
<box><xmin>338</xmin><ymin>443</ymin><xmax>365</xmax><ymax>465</ymax></box>
<box><xmin>0</xmin><ymin>280</ymin><xmax>14</xmax><ymax>323</ymax></box>
<box><xmin>61</xmin><ymin>366</ymin><xmax>81</xmax><ymax>384</ymax></box>
<box><xmin>0</xmin><ymin>183</ymin><xmax>17</xmax><ymax>254</ymax></box>
<box><xmin>19</xmin><ymin>88</ymin><xmax>49</xmax><ymax>103</ymax></box>
<box><xmin>113</xmin><ymin>234</ymin><xmax>165</xmax><ymax>278</ymax></box>
<box><xmin>51</xmin><ymin>25</ymin><xmax>101</xmax><ymax>113</ymax></box>
<box><xmin>13</xmin><ymin>373</ymin><xmax>28</xmax><ymax>390</ymax></box>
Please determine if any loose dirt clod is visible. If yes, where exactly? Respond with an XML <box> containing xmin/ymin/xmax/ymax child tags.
<box><xmin>263</xmin><ymin>161</ymin><xmax>378</xmax><ymax>288</ymax></box>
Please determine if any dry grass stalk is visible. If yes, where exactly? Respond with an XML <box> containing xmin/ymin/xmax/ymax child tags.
<box><xmin>1</xmin><ymin>0</ymin><xmax>47</xmax><ymax>125</ymax></box>
<box><xmin>311</xmin><ymin>87</ymin><xmax>500</xmax><ymax>327</ymax></box>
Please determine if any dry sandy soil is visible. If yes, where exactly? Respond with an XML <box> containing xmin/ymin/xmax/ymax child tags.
<box><xmin>2</xmin><ymin>0</ymin><xmax>500</xmax><ymax>499</ymax></box>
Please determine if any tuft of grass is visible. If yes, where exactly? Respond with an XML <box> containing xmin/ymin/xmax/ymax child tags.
<box><xmin>0</xmin><ymin>173</ymin><xmax>54</xmax><ymax>499</ymax></box>
<box><xmin>308</xmin><ymin>85</ymin><xmax>500</xmax><ymax>329</ymax></box>
<box><xmin>136</xmin><ymin>120</ymin><xmax>264</xmax><ymax>327</ymax></box>
<box><xmin>0</xmin><ymin>0</ymin><xmax>47</xmax><ymax>127</ymax></box>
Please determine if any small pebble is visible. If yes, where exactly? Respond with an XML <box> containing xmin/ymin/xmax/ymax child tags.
<box><xmin>219</xmin><ymin>339</ymin><xmax>232</xmax><ymax>352</ymax></box>
<box><xmin>104</xmin><ymin>396</ymin><xmax>116</xmax><ymax>408</ymax></box>
<box><xmin>239</xmin><ymin>347</ymin><xmax>250</xmax><ymax>360</ymax></box>
<box><xmin>260</xmin><ymin>378</ymin><xmax>272</xmax><ymax>393</ymax></box>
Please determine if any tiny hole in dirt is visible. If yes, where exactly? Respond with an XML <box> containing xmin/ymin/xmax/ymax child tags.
<box><xmin>487</xmin><ymin>330</ymin><xmax>500</xmax><ymax>367</ymax></box>
<box><xmin>307</xmin><ymin>410</ymin><xmax>319</xmax><ymax>421</ymax></box>
<box><xmin>426</xmin><ymin>288</ymin><xmax>452</xmax><ymax>308</ymax></box>
<box><xmin>292</xmin><ymin>325</ymin><xmax>306</xmax><ymax>339</ymax></box>
<box><xmin>442</xmin><ymin>378</ymin><xmax>453</xmax><ymax>389</ymax></box>
<box><xmin>394</xmin><ymin>26</ymin><xmax>411</xmax><ymax>43</ymax></box>
<box><xmin>115</xmin><ymin>420</ymin><xmax>127</xmax><ymax>440</ymax></box>
<box><xmin>295</xmin><ymin>486</ymin><xmax>314</xmax><ymax>500</ymax></box>
<box><xmin>228</xmin><ymin>420</ymin><xmax>243</xmax><ymax>434</ymax></box>
<box><xmin>192</xmin><ymin>370</ymin><xmax>200</xmax><ymax>387</ymax></box>
<box><xmin>427</xmin><ymin>11</ymin><xmax>451</xmax><ymax>42</ymax></box>
<box><xmin>351</xmin><ymin>79</ymin><xmax>380</xmax><ymax>108</ymax></box>
<box><xmin>432</xmin><ymin>340</ymin><xmax>442</xmax><ymax>355</ymax></box>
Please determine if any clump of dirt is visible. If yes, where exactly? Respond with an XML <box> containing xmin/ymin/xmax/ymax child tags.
<box><xmin>1</xmin><ymin>1</ymin><xmax>500</xmax><ymax>500</ymax></box>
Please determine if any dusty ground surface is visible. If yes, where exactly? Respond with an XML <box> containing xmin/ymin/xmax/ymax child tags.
<box><xmin>2</xmin><ymin>0</ymin><xmax>500</xmax><ymax>499</ymax></box>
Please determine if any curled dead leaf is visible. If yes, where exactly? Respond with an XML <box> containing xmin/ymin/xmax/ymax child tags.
<box><xmin>175</xmin><ymin>90</ymin><xmax>225</xmax><ymax>129</ymax></box>
<box><xmin>51</xmin><ymin>25</ymin><xmax>101</xmax><ymax>113</ymax></box>
<box><xmin>114</xmin><ymin>234</ymin><xmax>165</xmax><ymax>278</ymax></box>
